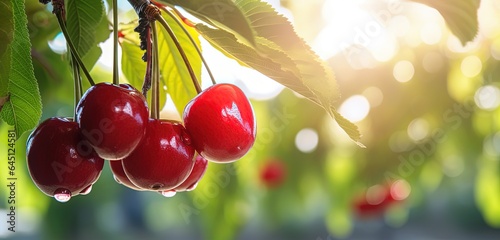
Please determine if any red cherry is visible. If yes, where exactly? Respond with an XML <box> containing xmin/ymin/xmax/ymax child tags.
<box><xmin>260</xmin><ymin>160</ymin><xmax>286</xmax><ymax>188</ymax></box>
<box><xmin>183</xmin><ymin>83</ymin><xmax>256</xmax><ymax>163</ymax></box>
<box><xmin>174</xmin><ymin>155</ymin><xmax>208</xmax><ymax>192</ymax></box>
<box><xmin>353</xmin><ymin>181</ymin><xmax>410</xmax><ymax>217</ymax></box>
<box><xmin>76</xmin><ymin>82</ymin><xmax>149</xmax><ymax>160</ymax></box>
<box><xmin>109</xmin><ymin>160</ymin><xmax>143</xmax><ymax>191</ymax></box>
<box><xmin>121</xmin><ymin>119</ymin><xmax>196</xmax><ymax>191</ymax></box>
<box><xmin>26</xmin><ymin>117</ymin><xmax>104</xmax><ymax>202</ymax></box>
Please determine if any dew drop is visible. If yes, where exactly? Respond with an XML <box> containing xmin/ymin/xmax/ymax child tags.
<box><xmin>53</xmin><ymin>189</ymin><xmax>72</xmax><ymax>203</ymax></box>
<box><xmin>186</xmin><ymin>182</ymin><xmax>199</xmax><ymax>192</ymax></box>
<box><xmin>151</xmin><ymin>183</ymin><xmax>164</xmax><ymax>190</ymax></box>
<box><xmin>160</xmin><ymin>190</ymin><xmax>177</xmax><ymax>197</ymax></box>
<box><xmin>181</xmin><ymin>131</ymin><xmax>192</xmax><ymax>145</ymax></box>
<box><xmin>79</xmin><ymin>185</ymin><xmax>92</xmax><ymax>195</ymax></box>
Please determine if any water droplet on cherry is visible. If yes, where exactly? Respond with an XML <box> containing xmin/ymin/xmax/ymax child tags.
<box><xmin>160</xmin><ymin>190</ymin><xmax>177</xmax><ymax>197</ymax></box>
<box><xmin>54</xmin><ymin>189</ymin><xmax>71</xmax><ymax>202</ymax></box>
<box><xmin>79</xmin><ymin>185</ymin><xmax>93</xmax><ymax>195</ymax></box>
<box><xmin>186</xmin><ymin>182</ymin><xmax>199</xmax><ymax>191</ymax></box>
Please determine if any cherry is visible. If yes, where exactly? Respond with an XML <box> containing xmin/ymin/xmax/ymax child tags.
<box><xmin>109</xmin><ymin>160</ymin><xmax>143</xmax><ymax>191</ymax></box>
<box><xmin>353</xmin><ymin>180</ymin><xmax>411</xmax><ymax>217</ymax></box>
<box><xmin>174</xmin><ymin>155</ymin><xmax>208</xmax><ymax>192</ymax></box>
<box><xmin>260</xmin><ymin>159</ymin><xmax>286</xmax><ymax>188</ymax></box>
<box><xmin>76</xmin><ymin>82</ymin><xmax>149</xmax><ymax>160</ymax></box>
<box><xmin>26</xmin><ymin>117</ymin><xmax>104</xmax><ymax>202</ymax></box>
<box><xmin>183</xmin><ymin>83</ymin><xmax>256</xmax><ymax>163</ymax></box>
<box><xmin>121</xmin><ymin>119</ymin><xmax>196</xmax><ymax>191</ymax></box>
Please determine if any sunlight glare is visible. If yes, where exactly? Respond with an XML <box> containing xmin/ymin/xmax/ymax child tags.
<box><xmin>339</xmin><ymin>95</ymin><xmax>370</xmax><ymax>123</ymax></box>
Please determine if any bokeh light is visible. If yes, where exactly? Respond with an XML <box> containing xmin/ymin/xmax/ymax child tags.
<box><xmin>362</xmin><ymin>86</ymin><xmax>384</xmax><ymax>107</ymax></box>
<box><xmin>393</xmin><ymin>60</ymin><xmax>415</xmax><ymax>83</ymax></box>
<box><xmin>339</xmin><ymin>95</ymin><xmax>370</xmax><ymax>122</ymax></box>
<box><xmin>474</xmin><ymin>85</ymin><xmax>500</xmax><ymax>110</ymax></box>
<box><xmin>390</xmin><ymin>179</ymin><xmax>411</xmax><ymax>201</ymax></box>
<box><xmin>407</xmin><ymin>118</ymin><xmax>430</xmax><ymax>142</ymax></box>
<box><xmin>420</xmin><ymin>23</ymin><xmax>442</xmax><ymax>45</ymax></box>
<box><xmin>366</xmin><ymin>185</ymin><xmax>386</xmax><ymax>205</ymax></box>
<box><xmin>295</xmin><ymin>128</ymin><xmax>319</xmax><ymax>153</ymax></box>
<box><xmin>441</xmin><ymin>155</ymin><xmax>465</xmax><ymax>177</ymax></box>
<box><xmin>461</xmin><ymin>55</ymin><xmax>483</xmax><ymax>78</ymax></box>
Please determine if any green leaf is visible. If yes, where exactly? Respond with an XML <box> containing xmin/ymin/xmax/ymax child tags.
<box><xmin>410</xmin><ymin>0</ymin><xmax>480</xmax><ymax>45</ymax></box>
<box><xmin>0</xmin><ymin>47</ymin><xmax>11</xmax><ymax>101</ymax></box>
<box><xmin>0</xmin><ymin>1</ymin><xmax>13</xmax><ymax>62</ymax></box>
<box><xmin>82</xmin><ymin>45</ymin><xmax>103</xmax><ymax>72</ymax></box>
<box><xmin>82</xmin><ymin>8</ymin><xmax>112</xmax><ymax>70</ymax></box>
<box><xmin>195</xmin><ymin>0</ymin><xmax>362</xmax><ymax>145</ymax></box>
<box><xmin>159</xmin><ymin>0</ymin><xmax>255</xmax><ymax>46</ymax></box>
<box><xmin>0</xmin><ymin>1</ymin><xmax>13</xmax><ymax>98</ymax></box>
<box><xmin>0</xmin><ymin>0</ymin><xmax>42</xmax><ymax>139</ymax></box>
<box><xmin>66</xmin><ymin>0</ymin><xmax>105</xmax><ymax>58</ymax></box>
<box><xmin>157</xmin><ymin>12</ymin><xmax>202</xmax><ymax>114</ymax></box>
<box><xmin>121</xmin><ymin>41</ymin><xmax>147</xmax><ymax>90</ymax></box>
<box><xmin>120</xmin><ymin>38</ymin><xmax>157</xmax><ymax>104</ymax></box>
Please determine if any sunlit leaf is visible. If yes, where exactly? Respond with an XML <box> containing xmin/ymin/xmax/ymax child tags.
<box><xmin>121</xmin><ymin>41</ymin><xmax>147</xmax><ymax>90</ymax></box>
<box><xmin>120</xmin><ymin>37</ymin><xmax>161</xmax><ymax>107</ymax></box>
<box><xmin>159</xmin><ymin>0</ymin><xmax>255</xmax><ymax>46</ymax></box>
<box><xmin>410</xmin><ymin>0</ymin><xmax>480</xmax><ymax>45</ymax></box>
<box><xmin>157</xmin><ymin>12</ymin><xmax>202</xmax><ymax>114</ymax></box>
<box><xmin>196</xmin><ymin>25</ymin><xmax>300</xmax><ymax>92</ymax></box>
<box><xmin>0</xmin><ymin>0</ymin><xmax>42</xmax><ymax>139</ymax></box>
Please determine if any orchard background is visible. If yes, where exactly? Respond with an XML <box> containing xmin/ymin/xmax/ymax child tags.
<box><xmin>1</xmin><ymin>0</ymin><xmax>500</xmax><ymax>239</ymax></box>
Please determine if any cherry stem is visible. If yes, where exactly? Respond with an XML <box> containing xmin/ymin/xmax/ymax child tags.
<box><xmin>112</xmin><ymin>0</ymin><xmax>119</xmax><ymax>85</ymax></box>
<box><xmin>55</xmin><ymin>12</ymin><xmax>95</xmax><ymax>86</ymax></box>
<box><xmin>143</xmin><ymin>26</ymin><xmax>153</xmax><ymax>96</ymax></box>
<box><xmin>150</xmin><ymin>21</ymin><xmax>160</xmax><ymax>119</ymax></box>
<box><xmin>71</xmin><ymin>54</ymin><xmax>82</xmax><ymax>119</ymax></box>
<box><xmin>155</xmin><ymin>14</ymin><xmax>202</xmax><ymax>94</ymax></box>
<box><xmin>158</xmin><ymin>4</ymin><xmax>217</xmax><ymax>85</ymax></box>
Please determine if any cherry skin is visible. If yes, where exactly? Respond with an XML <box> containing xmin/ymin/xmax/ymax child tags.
<box><xmin>76</xmin><ymin>82</ymin><xmax>149</xmax><ymax>160</ymax></box>
<box><xmin>174</xmin><ymin>155</ymin><xmax>208</xmax><ymax>192</ymax></box>
<box><xmin>260</xmin><ymin>160</ymin><xmax>286</xmax><ymax>188</ymax></box>
<box><xmin>183</xmin><ymin>83</ymin><xmax>256</xmax><ymax>163</ymax></box>
<box><xmin>109</xmin><ymin>160</ymin><xmax>143</xmax><ymax>191</ymax></box>
<box><xmin>121</xmin><ymin>119</ymin><xmax>196</xmax><ymax>191</ymax></box>
<box><xmin>26</xmin><ymin>117</ymin><xmax>104</xmax><ymax>200</ymax></box>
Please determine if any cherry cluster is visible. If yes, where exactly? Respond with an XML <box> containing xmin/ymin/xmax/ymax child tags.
<box><xmin>26</xmin><ymin>82</ymin><xmax>256</xmax><ymax>202</ymax></box>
